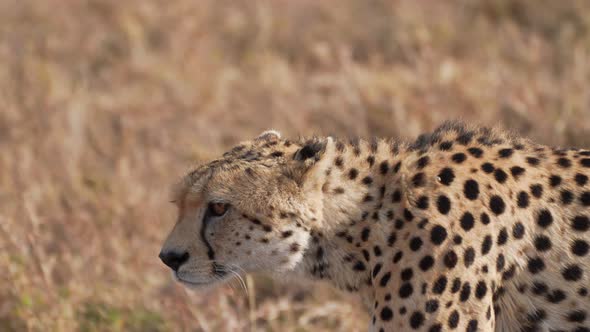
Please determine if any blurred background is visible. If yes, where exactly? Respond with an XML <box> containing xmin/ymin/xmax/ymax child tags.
<box><xmin>1</xmin><ymin>0</ymin><xmax>590</xmax><ymax>331</ymax></box>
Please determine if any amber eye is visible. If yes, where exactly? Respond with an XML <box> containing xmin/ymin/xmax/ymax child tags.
<box><xmin>208</xmin><ymin>202</ymin><xmax>229</xmax><ymax>217</ymax></box>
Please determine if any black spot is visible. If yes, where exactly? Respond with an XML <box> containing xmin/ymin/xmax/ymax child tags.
<box><xmin>561</xmin><ymin>190</ymin><xmax>574</xmax><ymax>205</ymax></box>
<box><xmin>557</xmin><ymin>157</ymin><xmax>572</xmax><ymax>168</ymax></box>
<box><xmin>517</xmin><ymin>191</ymin><xmax>530</xmax><ymax>208</ymax></box>
<box><xmin>440</xmin><ymin>141</ymin><xmax>453</xmax><ymax>150</ymax></box>
<box><xmin>481</xmin><ymin>162</ymin><xmax>494</xmax><ymax>173</ymax></box>
<box><xmin>466</xmin><ymin>320</ymin><xmax>478</xmax><ymax>332</ymax></box>
<box><xmin>463</xmin><ymin>180</ymin><xmax>479</xmax><ymax>200</ymax></box>
<box><xmin>444</xmin><ymin>250</ymin><xmax>458</xmax><ymax>269</ymax></box>
<box><xmin>409</xmin><ymin>237</ymin><xmax>423</xmax><ymax>251</ymax></box>
<box><xmin>460</xmin><ymin>212</ymin><xmax>475</xmax><ymax>231</ymax></box>
<box><xmin>404</xmin><ymin>209</ymin><xmax>414</xmax><ymax>221</ymax></box>
<box><xmin>430</xmin><ymin>225</ymin><xmax>447</xmax><ymax>245</ymax></box>
<box><xmin>571</xmin><ymin>239</ymin><xmax>589</xmax><ymax>256</ymax></box>
<box><xmin>537</xmin><ymin>210</ymin><xmax>553</xmax><ymax>228</ymax></box>
<box><xmin>428</xmin><ymin>324</ymin><xmax>442</xmax><ymax>332</ymax></box>
<box><xmin>380</xmin><ymin>306</ymin><xmax>394</xmax><ymax>321</ymax></box>
<box><xmin>412</xmin><ymin>172</ymin><xmax>426</xmax><ymax>187</ymax></box>
<box><xmin>494</xmin><ymin>169</ymin><xmax>508</xmax><ymax>183</ymax></box>
<box><xmin>388</xmin><ymin>232</ymin><xmax>397</xmax><ymax>246</ymax></box>
<box><xmin>410</xmin><ymin>311</ymin><xmax>425</xmax><ymax>329</ymax></box>
<box><xmin>362</xmin><ymin>176</ymin><xmax>373</xmax><ymax>185</ymax></box>
<box><xmin>398</xmin><ymin>283</ymin><xmax>413</xmax><ymax>298</ymax></box>
<box><xmin>527</xmin><ymin>257</ymin><xmax>545</xmax><ymax>274</ymax></box>
<box><xmin>566</xmin><ymin>310</ymin><xmax>587</xmax><ymax>323</ymax></box>
<box><xmin>348</xmin><ymin>169</ymin><xmax>358</xmax><ymax>180</ymax></box>
<box><xmin>475</xmin><ymin>281</ymin><xmax>488</xmax><ymax>299</ymax></box>
<box><xmin>432</xmin><ymin>276</ymin><xmax>448</xmax><ymax>294</ymax></box>
<box><xmin>392</xmin><ymin>190</ymin><xmax>402</xmax><ymax>203</ymax></box>
<box><xmin>550</xmin><ymin>175</ymin><xmax>562</xmax><ymax>187</ymax></box>
<box><xmin>379</xmin><ymin>161</ymin><xmax>389</xmax><ymax>175</ymax></box>
<box><xmin>453</xmin><ymin>235</ymin><xmax>463</xmax><ymax>245</ymax></box>
<box><xmin>416</xmin><ymin>196</ymin><xmax>430</xmax><ymax>210</ymax></box>
<box><xmin>379</xmin><ymin>272</ymin><xmax>391</xmax><ymax>287</ymax></box>
<box><xmin>575</xmin><ymin>173</ymin><xmax>589</xmax><ymax>186</ymax></box>
<box><xmin>527</xmin><ymin>157</ymin><xmax>540</xmax><ymax>166</ymax></box>
<box><xmin>510</xmin><ymin>166</ymin><xmax>525</xmax><ymax>179</ymax></box>
<box><xmin>452</xmin><ymin>153</ymin><xmax>467</xmax><ymax>163</ymax></box>
<box><xmin>481</xmin><ymin>235</ymin><xmax>492</xmax><ymax>255</ymax></box>
<box><xmin>572</xmin><ymin>215</ymin><xmax>589</xmax><ymax>232</ymax></box>
<box><xmin>480</xmin><ymin>213</ymin><xmax>490</xmax><ymax>225</ymax></box>
<box><xmin>425</xmin><ymin>299</ymin><xmax>439</xmax><ymax>313</ymax></box>
<box><xmin>464</xmin><ymin>247</ymin><xmax>475</xmax><ymax>267</ymax></box>
<box><xmin>353</xmin><ymin>261</ymin><xmax>366</xmax><ymax>271</ymax></box>
<box><xmin>419</xmin><ymin>255</ymin><xmax>435</xmax><ymax>271</ymax></box>
<box><xmin>437</xmin><ymin>195</ymin><xmax>451</xmax><ymax>214</ymax></box>
<box><xmin>361</xmin><ymin>227</ymin><xmax>371</xmax><ymax>241</ymax></box>
<box><xmin>562</xmin><ymin>265</ymin><xmax>583</xmax><ymax>281</ymax></box>
<box><xmin>532</xmin><ymin>282</ymin><xmax>548</xmax><ymax>295</ymax></box>
<box><xmin>400</xmin><ymin>268</ymin><xmax>413</xmax><ymax>281</ymax></box>
<box><xmin>366</xmin><ymin>155</ymin><xmax>375</xmax><ymax>167</ymax></box>
<box><xmin>460</xmin><ymin>282</ymin><xmax>471</xmax><ymax>302</ymax></box>
<box><xmin>512</xmin><ymin>222</ymin><xmax>525</xmax><ymax>239</ymax></box>
<box><xmin>498</xmin><ymin>148</ymin><xmax>513</xmax><ymax>158</ymax></box>
<box><xmin>580</xmin><ymin>192</ymin><xmax>590</xmax><ymax>206</ymax></box>
<box><xmin>530</xmin><ymin>184</ymin><xmax>543</xmax><ymax>198</ymax></box>
<box><xmin>417</xmin><ymin>156</ymin><xmax>430</xmax><ymax>169</ymax></box>
<box><xmin>534</xmin><ymin>235</ymin><xmax>552</xmax><ymax>251</ymax></box>
<box><xmin>468</xmin><ymin>147</ymin><xmax>483</xmax><ymax>158</ymax></box>
<box><xmin>393</xmin><ymin>251</ymin><xmax>403</xmax><ymax>263</ymax></box>
<box><xmin>448</xmin><ymin>310</ymin><xmax>460</xmax><ymax>328</ymax></box>
<box><xmin>581</xmin><ymin>158</ymin><xmax>590</xmax><ymax>167</ymax></box>
<box><xmin>451</xmin><ymin>278</ymin><xmax>461</xmax><ymax>293</ymax></box>
<box><xmin>395</xmin><ymin>219</ymin><xmax>404</xmax><ymax>230</ymax></box>
<box><xmin>373</xmin><ymin>246</ymin><xmax>382</xmax><ymax>257</ymax></box>
<box><xmin>546</xmin><ymin>289</ymin><xmax>566</xmax><ymax>303</ymax></box>
<box><xmin>489</xmin><ymin>196</ymin><xmax>505</xmax><ymax>215</ymax></box>
<box><xmin>438</xmin><ymin>168</ymin><xmax>455</xmax><ymax>186</ymax></box>
<box><xmin>497</xmin><ymin>228</ymin><xmax>508</xmax><ymax>245</ymax></box>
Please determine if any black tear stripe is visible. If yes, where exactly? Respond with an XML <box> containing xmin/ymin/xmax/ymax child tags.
<box><xmin>200</xmin><ymin>210</ymin><xmax>216</xmax><ymax>260</ymax></box>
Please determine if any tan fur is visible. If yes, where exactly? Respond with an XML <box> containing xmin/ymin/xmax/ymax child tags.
<box><xmin>161</xmin><ymin>122</ymin><xmax>589</xmax><ymax>331</ymax></box>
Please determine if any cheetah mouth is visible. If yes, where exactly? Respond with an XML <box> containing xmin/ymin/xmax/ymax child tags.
<box><xmin>173</xmin><ymin>267</ymin><xmax>231</xmax><ymax>289</ymax></box>
<box><xmin>174</xmin><ymin>274</ymin><xmax>217</xmax><ymax>289</ymax></box>
<box><xmin>177</xmin><ymin>278</ymin><xmax>211</xmax><ymax>288</ymax></box>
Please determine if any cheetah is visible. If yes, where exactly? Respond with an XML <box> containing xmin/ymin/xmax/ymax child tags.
<box><xmin>160</xmin><ymin>122</ymin><xmax>589</xmax><ymax>331</ymax></box>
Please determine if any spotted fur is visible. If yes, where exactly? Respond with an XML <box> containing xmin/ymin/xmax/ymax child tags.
<box><xmin>160</xmin><ymin>122</ymin><xmax>589</xmax><ymax>331</ymax></box>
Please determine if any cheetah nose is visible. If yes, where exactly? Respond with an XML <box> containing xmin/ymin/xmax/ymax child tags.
<box><xmin>159</xmin><ymin>250</ymin><xmax>189</xmax><ymax>272</ymax></box>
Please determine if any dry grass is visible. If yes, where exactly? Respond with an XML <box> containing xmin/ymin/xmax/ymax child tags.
<box><xmin>1</xmin><ymin>0</ymin><xmax>589</xmax><ymax>331</ymax></box>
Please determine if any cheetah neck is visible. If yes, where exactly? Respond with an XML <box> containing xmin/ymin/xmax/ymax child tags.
<box><xmin>293</xmin><ymin>138</ymin><xmax>410</xmax><ymax>308</ymax></box>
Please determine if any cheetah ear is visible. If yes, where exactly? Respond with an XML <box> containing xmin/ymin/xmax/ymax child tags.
<box><xmin>255</xmin><ymin>130</ymin><xmax>281</xmax><ymax>143</ymax></box>
<box><xmin>287</xmin><ymin>137</ymin><xmax>334</xmax><ymax>187</ymax></box>
<box><xmin>294</xmin><ymin>140</ymin><xmax>326</xmax><ymax>162</ymax></box>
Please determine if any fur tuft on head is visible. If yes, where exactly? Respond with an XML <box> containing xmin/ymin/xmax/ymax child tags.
<box><xmin>255</xmin><ymin>130</ymin><xmax>282</xmax><ymax>143</ymax></box>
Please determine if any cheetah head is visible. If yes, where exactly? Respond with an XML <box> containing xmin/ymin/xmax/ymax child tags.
<box><xmin>159</xmin><ymin>131</ymin><xmax>336</xmax><ymax>289</ymax></box>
